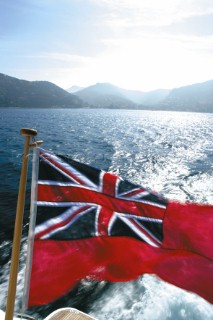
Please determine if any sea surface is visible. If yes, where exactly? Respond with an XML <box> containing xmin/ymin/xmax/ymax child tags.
<box><xmin>0</xmin><ymin>108</ymin><xmax>213</xmax><ymax>320</ymax></box>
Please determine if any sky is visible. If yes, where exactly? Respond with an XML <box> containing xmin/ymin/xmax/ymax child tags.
<box><xmin>1</xmin><ymin>0</ymin><xmax>213</xmax><ymax>91</ymax></box>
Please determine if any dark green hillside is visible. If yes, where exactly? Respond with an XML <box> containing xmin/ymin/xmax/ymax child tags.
<box><xmin>160</xmin><ymin>80</ymin><xmax>213</xmax><ymax>113</ymax></box>
<box><xmin>0</xmin><ymin>73</ymin><xmax>85</xmax><ymax>108</ymax></box>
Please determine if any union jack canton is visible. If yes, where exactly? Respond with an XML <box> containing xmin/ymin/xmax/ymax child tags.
<box><xmin>35</xmin><ymin>148</ymin><xmax>168</xmax><ymax>248</ymax></box>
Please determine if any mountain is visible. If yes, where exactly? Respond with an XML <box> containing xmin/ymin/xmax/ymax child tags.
<box><xmin>73</xmin><ymin>83</ymin><xmax>138</xmax><ymax>109</ymax></box>
<box><xmin>67</xmin><ymin>85</ymin><xmax>84</xmax><ymax>93</ymax></box>
<box><xmin>159</xmin><ymin>80</ymin><xmax>213</xmax><ymax>113</ymax></box>
<box><xmin>1</xmin><ymin>73</ymin><xmax>212</xmax><ymax>112</ymax></box>
<box><xmin>73</xmin><ymin>81</ymin><xmax>213</xmax><ymax>112</ymax></box>
<box><xmin>73</xmin><ymin>83</ymin><xmax>170</xmax><ymax>108</ymax></box>
<box><xmin>0</xmin><ymin>73</ymin><xmax>85</xmax><ymax>108</ymax></box>
<box><xmin>134</xmin><ymin>89</ymin><xmax>170</xmax><ymax>106</ymax></box>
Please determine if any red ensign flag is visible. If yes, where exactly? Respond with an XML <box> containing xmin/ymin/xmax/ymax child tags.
<box><xmin>27</xmin><ymin>148</ymin><xmax>213</xmax><ymax>306</ymax></box>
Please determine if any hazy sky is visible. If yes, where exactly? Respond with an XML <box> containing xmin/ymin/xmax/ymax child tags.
<box><xmin>1</xmin><ymin>0</ymin><xmax>213</xmax><ymax>91</ymax></box>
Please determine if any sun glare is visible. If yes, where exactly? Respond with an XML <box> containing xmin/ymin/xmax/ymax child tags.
<box><xmin>63</xmin><ymin>34</ymin><xmax>212</xmax><ymax>91</ymax></box>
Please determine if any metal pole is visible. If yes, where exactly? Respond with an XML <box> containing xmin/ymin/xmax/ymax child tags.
<box><xmin>5</xmin><ymin>128</ymin><xmax>37</xmax><ymax>320</ymax></box>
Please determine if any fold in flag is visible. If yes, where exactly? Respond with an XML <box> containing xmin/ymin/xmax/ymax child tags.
<box><xmin>27</xmin><ymin>148</ymin><xmax>213</xmax><ymax>306</ymax></box>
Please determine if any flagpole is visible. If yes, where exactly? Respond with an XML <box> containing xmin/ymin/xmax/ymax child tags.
<box><xmin>5</xmin><ymin>128</ymin><xmax>38</xmax><ymax>320</ymax></box>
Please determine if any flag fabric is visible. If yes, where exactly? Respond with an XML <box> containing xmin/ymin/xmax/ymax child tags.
<box><xmin>28</xmin><ymin>148</ymin><xmax>213</xmax><ymax>306</ymax></box>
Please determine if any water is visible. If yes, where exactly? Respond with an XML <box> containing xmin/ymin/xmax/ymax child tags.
<box><xmin>0</xmin><ymin>108</ymin><xmax>212</xmax><ymax>319</ymax></box>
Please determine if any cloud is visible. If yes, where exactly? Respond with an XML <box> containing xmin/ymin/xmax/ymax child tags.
<box><xmin>160</xmin><ymin>13</ymin><xmax>213</xmax><ymax>37</ymax></box>
<box><xmin>92</xmin><ymin>0</ymin><xmax>213</xmax><ymax>29</ymax></box>
<box><xmin>30</xmin><ymin>52</ymin><xmax>94</xmax><ymax>68</ymax></box>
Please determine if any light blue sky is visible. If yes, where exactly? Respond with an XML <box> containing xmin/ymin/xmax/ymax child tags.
<box><xmin>1</xmin><ymin>0</ymin><xmax>213</xmax><ymax>91</ymax></box>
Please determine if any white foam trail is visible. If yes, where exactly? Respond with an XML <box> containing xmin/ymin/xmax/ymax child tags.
<box><xmin>0</xmin><ymin>240</ymin><xmax>28</xmax><ymax>313</ymax></box>
<box><xmin>89</xmin><ymin>275</ymin><xmax>213</xmax><ymax>320</ymax></box>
